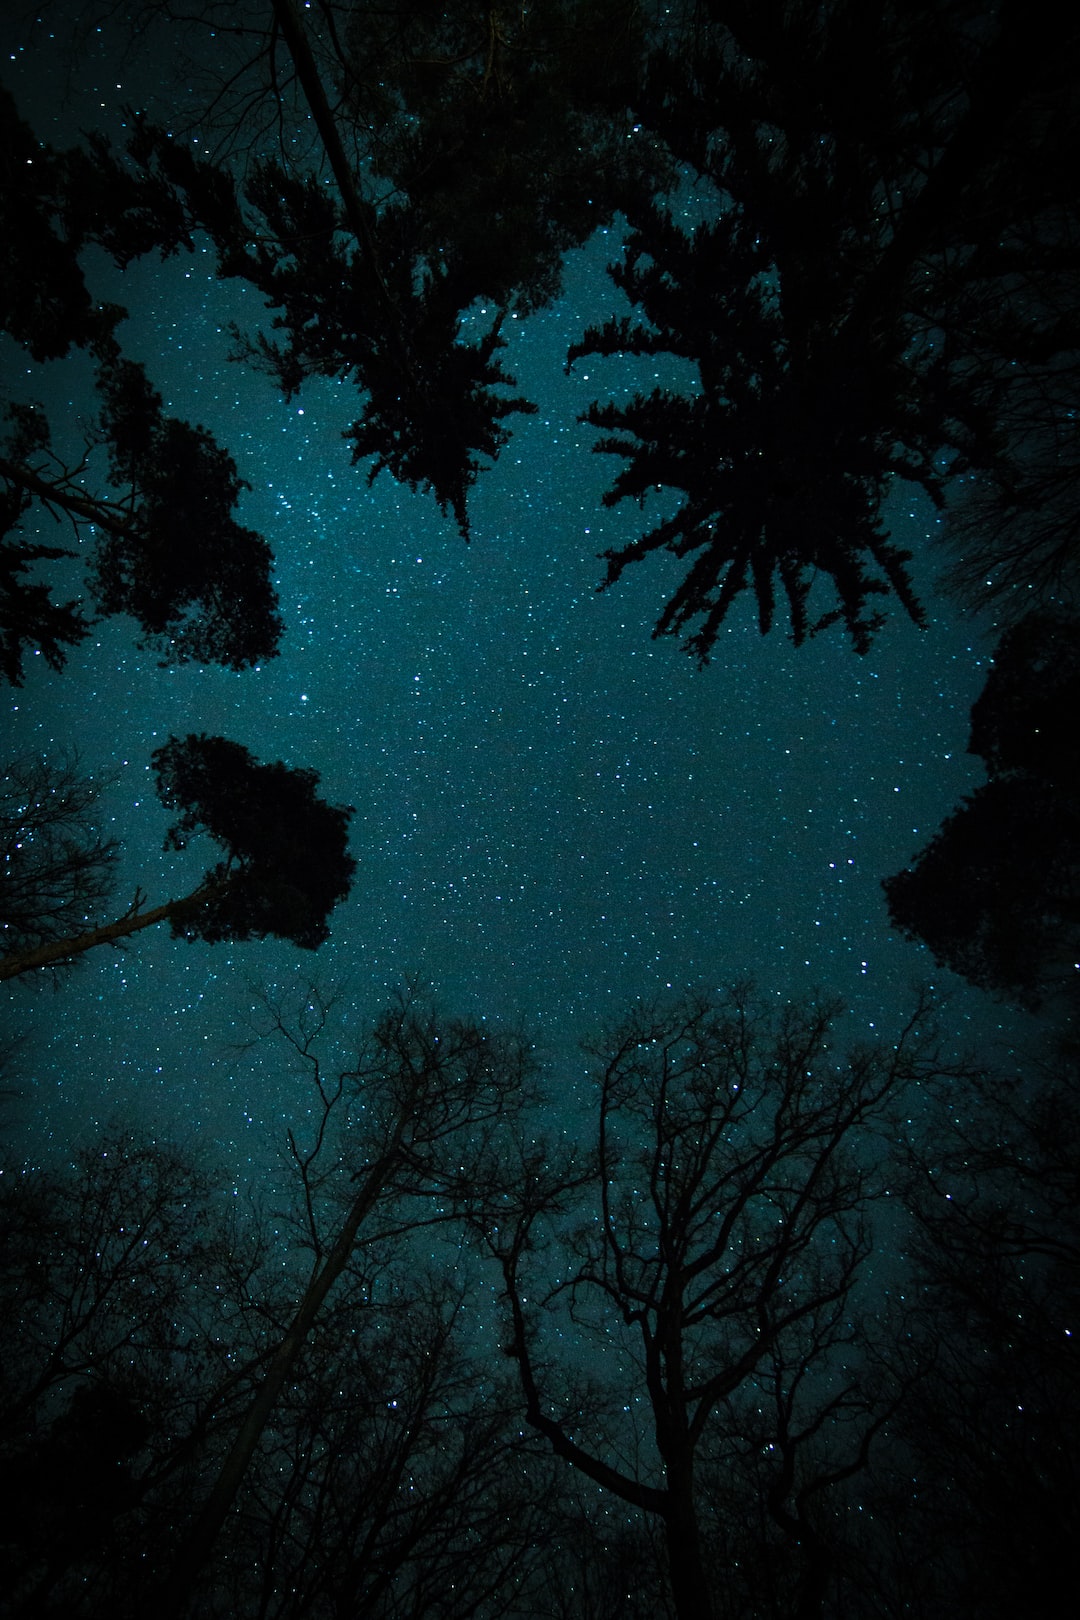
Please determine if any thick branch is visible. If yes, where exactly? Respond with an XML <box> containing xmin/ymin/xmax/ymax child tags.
<box><xmin>501</xmin><ymin>1244</ymin><xmax>666</xmax><ymax>1517</ymax></box>
<box><xmin>0</xmin><ymin>885</ymin><xmax>218</xmax><ymax>980</ymax></box>
<box><xmin>0</xmin><ymin>456</ymin><xmax>134</xmax><ymax>539</ymax></box>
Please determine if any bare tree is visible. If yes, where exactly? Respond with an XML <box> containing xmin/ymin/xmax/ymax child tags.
<box><xmin>158</xmin><ymin>982</ymin><xmax>533</xmax><ymax>1617</ymax></box>
<box><xmin>0</xmin><ymin>987</ymin><xmax>542</xmax><ymax>1620</ymax></box>
<box><xmin>0</xmin><ymin>1130</ymin><xmax>275</xmax><ymax>1618</ymax></box>
<box><xmin>890</xmin><ymin>1040</ymin><xmax>1080</xmax><ymax>1620</ymax></box>
<box><xmin>483</xmin><ymin>986</ymin><xmax>944</xmax><ymax>1620</ymax></box>
<box><xmin>214</xmin><ymin>1264</ymin><xmax>558</xmax><ymax>1620</ymax></box>
<box><xmin>0</xmin><ymin>752</ymin><xmax>119</xmax><ymax>966</ymax></box>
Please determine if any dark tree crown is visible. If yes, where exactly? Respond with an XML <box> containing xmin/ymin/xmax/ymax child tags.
<box><xmin>571</xmin><ymin>200</ymin><xmax>929</xmax><ymax>658</ymax></box>
<box><xmin>152</xmin><ymin>734</ymin><xmax>356</xmax><ymax>950</ymax></box>
<box><xmin>86</xmin><ymin>353</ymin><xmax>284</xmax><ymax>669</ymax></box>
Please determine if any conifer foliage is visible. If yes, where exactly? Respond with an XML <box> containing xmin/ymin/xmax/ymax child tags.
<box><xmin>572</xmin><ymin>0</ymin><xmax>1078</xmax><ymax>656</ymax></box>
<box><xmin>571</xmin><ymin>201</ymin><xmax>927</xmax><ymax>656</ymax></box>
<box><xmin>884</xmin><ymin>611</ymin><xmax>1080</xmax><ymax>1006</ymax></box>
<box><xmin>0</xmin><ymin>87</ymin><xmax>282</xmax><ymax>681</ymax></box>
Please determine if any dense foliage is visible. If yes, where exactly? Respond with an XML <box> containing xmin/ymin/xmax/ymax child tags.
<box><xmin>2</xmin><ymin>1</ymin><xmax>1078</xmax><ymax>1615</ymax></box>
<box><xmin>0</xmin><ymin>742</ymin><xmax>356</xmax><ymax>980</ymax></box>
<box><xmin>885</xmin><ymin>610</ymin><xmax>1080</xmax><ymax>1008</ymax></box>
<box><xmin>153</xmin><ymin>733</ymin><xmax>357</xmax><ymax>950</ymax></box>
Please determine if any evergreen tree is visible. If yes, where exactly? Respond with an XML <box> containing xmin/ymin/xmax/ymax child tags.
<box><xmin>884</xmin><ymin>611</ymin><xmax>1080</xmax><ymax>1007</ymax></box>
<box><xmin>573</xmin><ymin>0</ymin><xmax>1079</xmax><ymax>656</ymax></box>
<box><xmin>570</xmin><ymin>198</ymin><xmax>928</xmax><ymax>656</ymax></box>
<box><xmin>67</xmin><ymin>0</ymin><xmax>667</xmax><ymax>536</ymax></box>
<box><xmin>0</xmin><ymin>89</ymin><xmax>282</xmax><ymax>678</ymax></box>
<box><xmin>335</xmin><ymin>0</ymin><xmax>665</xmax><ymax>313</ymax></box>
<box><xmin>0</xmin><ymin>500</ymin><xmax>89</xmax><ymax>686</ymax></box>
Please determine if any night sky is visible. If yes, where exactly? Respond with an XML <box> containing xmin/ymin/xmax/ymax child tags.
<box><xmin>1</xmin><ymin>9</ymin><xmax>1034</xmax><ymax>1174</ymax></box>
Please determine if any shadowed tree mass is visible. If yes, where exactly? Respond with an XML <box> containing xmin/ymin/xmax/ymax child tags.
<box><xmin>569</xmin><ymin>0</ymin><xmax>1079</xmax><ymax>656</ymax></box>
<box><xmin>1</xmin><ymin>2</ymin><xmax>1079</xmax><ymax>1616</ymax></box>
<box><xmin>884</xmin><ymin>610</ymin><xmax>1080</xmax><ymax>1008</ymax></box>
<box><xmin>5</xmin><ymin>3</ymin><xmax>1076</xmax><ymax>642</ymax></box>
<box><xmin>0</xmin><ymin>736</ymin><xmax>355</xmax><ymax>980</ymax></box>
<box><xmin>100</xmin><ymin>0</ymin><xmax>666</xmax><ymax>536</ymax></box>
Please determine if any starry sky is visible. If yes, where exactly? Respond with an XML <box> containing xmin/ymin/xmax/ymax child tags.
<box><xmin>1</xmin><ymin>8</ymin><xmax>1034</xmax><ymax>1175</ymax></box>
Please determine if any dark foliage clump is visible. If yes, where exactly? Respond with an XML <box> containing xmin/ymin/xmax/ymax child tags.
<box><xmin>884</xmin><ymin>610</ymin><xmax>1080</xmax><ymax>1006</ymax></box>
<box><xmin>153</xmin><ymin>734</ymin><xmax>356</xmax><ymax>950</ymax></box>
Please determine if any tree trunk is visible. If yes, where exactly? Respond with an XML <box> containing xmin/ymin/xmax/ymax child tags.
<box><xmin>158</xmin><ymin>1138</ymin><xmax>405</xmax><ymax>1618</ymax></box>
<box><xmin>269</xmin><ymin>0</ymin><xmax>392</xmax><ymax>309</ymax></box>
<box><xmin>0</xmin><ymin>893</ymin><xmax>190</xmax><ymax>979</ymax></box>
<box><xmin>662</xmin><ymin>1464</ymin><xmax>714</xmax><ymax>1620</ymax></box>
<box><xmin>0</xmin><ymin>456</ymin><xmax>135</xmax><ymax>538</ymax></box>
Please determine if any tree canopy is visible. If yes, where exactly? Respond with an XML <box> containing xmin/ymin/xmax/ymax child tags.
<box><xmin>6</xmin><ymin>2</ymin><xmax>1077</xmax><ymax>646</ymax></box>
<box><xmin>100</xmin><ymin>0</ymin><xmax>666</xmax><ymax>537</ymax></box>
<box><xmin>569</xmin><ymin>198</ymin><xmax>929</xmax><ymax>655</ymax></box>
<box><xmin>566</xmin><ymin>0</ymin><xmax>1080</xmax><ymax>655</ymax></box>
<box><xmin>153</xmin><ymin>733</ymin><xmax>357</xmax><ymax>951</ymax></box>
<box><xmin>884</xmin><ymin>610</ymin><xmax>1080</xmax><ymax>1006</ymax></box>
<box><xmin>0</xmin><ymin>87</ymin><xmax>282</xmax><ymax>680</ymax></box>
<box><xmin>0</xmin><ymin>736</ymin><xmax>356</xmax><ymax>980</ymax></box>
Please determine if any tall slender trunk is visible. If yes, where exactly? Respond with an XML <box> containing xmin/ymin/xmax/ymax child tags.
<box><xmin>158</xmin><ymin>1128</ymin><xmax>406</xmax><ymax>1619</ymax></box>
<box><xmin>269</xmin><ymin>0</ymin><xmax>395</xmax><ymax>316</ymax></box>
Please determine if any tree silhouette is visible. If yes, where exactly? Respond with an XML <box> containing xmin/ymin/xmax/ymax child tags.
<box><xmin>570</xmin><ymin>200</ymin><xmax>927</xmax><ymax>656</ymax></box>
<box><xmin>85</xmin><ymin>353</ymin><xmax>282</xmax><ymax>668</ymax></box>
<box><xmin>0</xmin><ymin>1129</ymin><xmax>271</xmax><ymax>1617</ymax></box>
<box><xmin>884</xmin><ymin>611</ymin><xmax>1080</xmax><ymax>1007</ymax></box>
<box><xmin>0</xmin><ymin>1095</ymin><xmax>557</xmax><ymax>1620</ymax></box>
<box><xmin>0</xmin><ymin>735</ymin><xmax>355</xmax><ymax>981</ymax></box>
<box><xmin>890</xmin><ymin>1047</ymin><xmax>1080</xmax><ymax>1619</ymax></box>
<box><xmin>157</xmin><ymin>983</ymin><xmax>533</xmax><ymax>1617</ymax></box>
<box><xmin>0</xmin><ymin>503</ymin><xmax>89</xmax><ymax>686</ymax></box>
<box><xmin>0</xmin><ymin>88</ymin><xmax>281</xmax><ymax>678</ymax></box>
<box><xmin>207</xmin><ymin>1271</ymin><xmax>557</xmax><ymax>1620</ymax></box>
<box><xmin>922</xmin><ymin>2</ymin><xmax>1080</xmax><ymax>622</ymax></box>
<box><xmin>0</xmin><ymin>353</ymin><xmax>283</xmax><ymax>675</ymax></box>
<box><xmin>116</xmin><ymin>108</ymin><xmax>538</xmax><ymax>539</ymax></box>
<box><xmin>0</xmin><ymin>753</ymin><xmax>119</xmax><ymax>963</ymax></box>
<box><xmin>0</xmin><ymin>86</ymin><xmax>112</xmax><ymax>362</ymax></box>
<box><xmin>483</xmin><ymin>986</ymin><xmax>942</xmax><ymax>1620</ymax></box>
<box><xmin>334</xmin><ymin>0</ymin><xmax>665</xmax><ymax>314</ymax></box>
<box><xmin>0</xmin><ymin>982</ymin><xmax>1022</xmax><ymax>1618</ymax></box>
<box><xmin>967</xmin><ymin>611</ymin><xmax>1080</xmax><ymax>788</ymax></box>
<box><xmin>64</xmin><ymin>0</ymin><xmax>674</xmax><ymax>538</ymax></box>
<box><xmin>571</xmin><ymin>0</ymin><xmax>1078</xmax><ymax>657</ymax></box>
